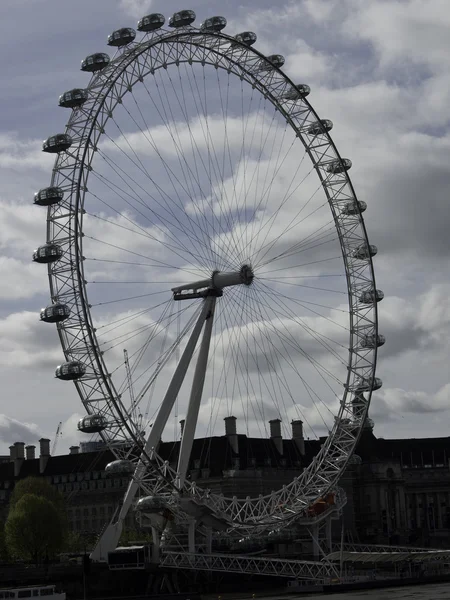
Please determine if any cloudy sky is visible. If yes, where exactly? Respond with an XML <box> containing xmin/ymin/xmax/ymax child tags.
<box><xmin>0</xmin><ymin>0</ymin><xmax>449</xmax><ymax>456</ymax></box>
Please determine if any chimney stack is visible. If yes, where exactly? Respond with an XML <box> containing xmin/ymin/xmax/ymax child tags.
<box><xmin>39</xmin><ymin>438</ymin><xmax>51</xmax><ymax>474</ymax></box>
<box><xmin>269</xmin><ymin>419</ymin><xmax>283</xmax><ymax>455</ymax></box>
<box><xmin>179</xmin><ymin>419</ymin><xmax>185</xmax><ymax>437</ymax></box>
<box><xmin>25</xmin><ymin>445</ymin><xmax>36</xmax><ymax>460</ymax></box>
<box><xmin>291</xmin><ymin>420</ymin><xmax>305</xmax><ymax>456</ymax></box>
<box><xmin>224</xmin><ymin>416</ymin><xmax>238</xmax><ymax>454</ymax></box>
<box><xmin>69</xmin><ymin>446</ymin><xmax>79</xmax><ymax>455</ymax></box>
<box><xmin>9</xmin><ymin>445</ymin><xmax>16</xmax><ymax>462</ymax></box>
<box><xmin>14</xmin><ymin>442</ymin><xmax>25</xmax><ymax>477</ymax></box>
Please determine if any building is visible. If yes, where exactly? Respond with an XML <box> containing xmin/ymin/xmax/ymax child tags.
<box><xmin>1</xmin><ymin>418</ymin><xmax>450</xmax><ymax>549</ymax></box>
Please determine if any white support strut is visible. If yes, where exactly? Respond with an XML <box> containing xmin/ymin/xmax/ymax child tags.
<box><xmin>176</xmin><ymin>295</ymin><xmax>217</xmax><ymax>490</ymax></box>
<box><xmin>91</xmin><ymin>296</ymin><xmax>214</xmax><ymax>562</ymax></box>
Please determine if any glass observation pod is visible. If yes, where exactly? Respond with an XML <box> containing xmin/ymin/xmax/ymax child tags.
<box><xmin>355</xmin><ymin>376</ymin><xmax>383</xmax><ymax>392</ymax></box>
<box><xmin>78</xmin><ymin>414</ymin><xmax>108</xmax><ymax>433</ymax></box>
<box><xmin>359</xmin><ymin>289</ymin><xmax>384</xmax><ymax>304</ymax></box>
<box><xmin>341</xmin><ymin>199</ymin><xmax>367</xmax><ymax>216</ymax></box>
<box><xmin>200</xmin><ymin>16</ymin><xmax>227</xmax><ymax>32</ymax></box>
<box><xmin>282</xmin><ymin>84</ymin><xmax>311</xmax><ymax>100</ymax></box>
<box><xmin>55</xmin><ymin>361</ymin><xmax>86</xmax><ymax>381</ymax></box>
<box><xmin>136</xmin><ymin>496</ymin><xmax>167</xmax><ymax>512</ymax></box>
<box><xmin>58</xmin><ymin>88</ymin><xmax>88</xmax><ymax>109</ymax></box>
<box><xmin>307</xmin><ymin>119</ymin><xmax>333</xmax><ymax>136</ymax></box>
<box><xmin>137</xmin><ymin>13</ymin><xmax>165</xmax><ymax>31</ymax></box>
<box><xmin>105</xmin><ymin>459</ymin><xmax>134</xmax><ymax>476</ymax></box>
<box><xmin>348</xmin><ymin>454</ymin><xmax>362</xmax><ymax>465</ymax></box>
<box><xmin>361</xmin><ymin>334</ymin><xmax>386</xmax><ymax>348</ymax></box>
<box><xmin>40</xmin><ymin>303</ymin><xmax>71</xmax><ymax>323</ymax></box>
<box><xmin>259</xmin><ymin>54</ymin><xmax>285</xmax><ymax>71</ymax></box>
<box><xmin>233</xmin><ymin>31</ymin><xmax>257</xmax><ymax>46</ymax></box>
<box><xmin>168</xmin><ymin>10</ymin><xmax>196</xmax><ymax>28</ymax></box>
<box><xmin>81</xmin><ymin>53</ymin><xmax>110</xmax><ymax>73</ymax></box>
<box><xmin>32</xmin><ymin>243</ymin><xmax>63</xmax><ymax>264</ymax></box>
<box><xmin>34</xmin><ymin>187</ymin><xmax>64</xmax><ymax>207</ymax></box>
<box><xmin>352</xmin><ymin>244</ymin><xmax>378</xmax><ymax>260</ymax></box>
<box><xmin>42</xmin><ymin>134</ymin><xmax>72</xmax><ymax>154</ymax></box>
<box><xmin>325</xmin><ymin>158</ymin><xmax>352</xmax><ymax>174</ymax></box>
<box><xmin>108</xmin><ymin>27</ymin><xmax>136</xmax><ymax>47</ymax></box>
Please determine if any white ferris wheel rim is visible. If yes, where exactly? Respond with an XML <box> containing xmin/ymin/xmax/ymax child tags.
<box><xmin>41</xmin><ymin>21</ymin><xmax>380</xmax><ymax>531</ymax></box>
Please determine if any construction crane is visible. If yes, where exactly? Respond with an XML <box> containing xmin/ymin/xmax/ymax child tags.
<box><xmin>51</xmin><ymin>421</ymin><xmax>63</xmax><ymax>455</ymax></box>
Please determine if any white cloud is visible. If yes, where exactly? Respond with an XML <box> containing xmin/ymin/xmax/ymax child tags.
<box><xmin>0</xmin><ymin>134</ymin><xmax>53</xmax><ymax>171</ymax></box>
<box><xmin>119</xmin><ymin>0</ymin><xmax>153</xmax><ymax>19</ymax></box>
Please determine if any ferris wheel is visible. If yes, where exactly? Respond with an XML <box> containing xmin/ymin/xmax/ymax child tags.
<box><xmin>33</xmin><ymin>11</ymin><xmax>384</xmax><ymax>557</ymax></box>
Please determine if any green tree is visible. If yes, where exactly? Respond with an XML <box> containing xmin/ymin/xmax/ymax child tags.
<box><xmin>0</xmin><ymin>522</ymin><xmax>9</xmax><ymax>561</ymax></box>
<box><xmin>9</xmin><ymin>476</ymin><xmax>67</xmax><ymax>538</ymax></box>
<box><xmin>10</xmin><ymin>477</ymin><xmax>65</xmax><ymax>514</ymax></box>
<box><xmin>5</xmin><ymin>494</ymin><xmax>64</xmax><ymax>565</ymax></box>
<box><xmin>63</xmin><ymin>530</ymin><xmax>84</xmax><ymax>553</ymax></box>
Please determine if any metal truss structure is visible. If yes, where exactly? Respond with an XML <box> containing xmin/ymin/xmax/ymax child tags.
<box><xmin>160</xmin><ymin>550</ymin><xmax>338</xmax><ymax>581</ymax></box>
<box><xmin>35</xmin><ymin>10</ymin><xmax>382</xmax><ymax>563</ymax></box>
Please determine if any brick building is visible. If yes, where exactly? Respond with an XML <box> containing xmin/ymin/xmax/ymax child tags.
<box><xmin>1</xmin><ymin>418</ymin><xmax>450</xmax><ymax>549</ymax></box>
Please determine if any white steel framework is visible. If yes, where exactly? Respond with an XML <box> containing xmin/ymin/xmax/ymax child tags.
<box><xmin>35</xmin><ymin>11</ymin><xmax>382</xmax><ymax>560</ymax></box>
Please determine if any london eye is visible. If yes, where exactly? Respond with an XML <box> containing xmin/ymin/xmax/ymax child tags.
<box><xmin>33</xmin><ymin>10</ymin><xmax>383</xmax><ymax>560</ymax></box>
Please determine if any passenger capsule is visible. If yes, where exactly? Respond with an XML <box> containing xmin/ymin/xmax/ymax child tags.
<box><xmin>42</xmin><ymin>134</ymin><xmax>72</xmax><ymax>154</ymax></box>
<box><xmin>341</xmin><ymin>200</ymin><xmax>367</xmax><ymax>216</ymax></box>
<box><xmin>325</xmin><ymin>158</ymin><xmax>352</xmax><ymax>174</ymax></box>
<box><xmin>34</xmin><ymin>187</ymin><xmax>64</xmax><ymax>207</ymax></box>
<box><xmin>260</xmin><ymin>54</ymin><xmax>285</xmax><ymax>71</ymax></box>
<box><xmin>81</xmin><ymin>53</ymin><xmax>110</xmax><ymax>73</ymax></box>
<box><xmin>55</xmin><ymin>361</ymin><xmax>86</xmax><ymax>381</ymax></box>
<box><xmin>361</xmin><ymin>334</ymin><xmax>385</xmax><ymax>349</ymax></box>
<box><xmin>282</xmin><ymin>84</ymin><xmax>310</xmax><ymax>100</ymax></box>
<box><xmin>352</xmin><ymin>244</ymin><xmax>378</xmax><ymax>260</ymax></box>
<box><xmin>348</xmin><ymin>454</ymin><xmax>362</xmax><ymax>465</ymax></box>
<box><xmin>58</xmin><ymin>88</ymin><xmax>88</xmax><ymax>109</ymax></box>
<box><xmin>233</xmin><ymin>31</ymin><xmax>257</xmax><ymax>46</ymax></box>
<box><xmin>78</xmin><ymin>414</ymin><xmax>108</xmax><ymax>434</ymax></box>
<box><xmin>359</xmin><ymin>289</ymin><xmax>384</xmax><ymax>304</ymax></box>
<box><xmin>355</xmin><ymin>376</ymin><xmax>383</xmax><ymax>392</ymax></box>
<box><xmin>200</xmin><ymin>16</ymin><xmax>227</xmax><ymax>31</ymax></box>
<box><xmin>108</xmin><ymin>27</ymin><xmax>136</xmax><ymax>47</ymax></box>
<box><xmin>105</xmin><ymin>459</ymin><xmax>134</xmax><ymax>476</ymax></box>
<box><xmin>168</xmin><ymin>10</ymin><xmax>196</xmax><ymax>28</ymax></box>
<box><xmin>136</xmin><ymin>496</ymin><xmax>167</xmax><ymax>513</ymax></box>
<box><xmin>137</xmin><ymin>13</ymin><xmax>165</xmax><ymax>31</ymax></box>
<box><xmin>307</xmin><ymin>119</ymin><xmax>333</xmax><ymax>136</ymax></box>
<box><xmin>32</xmin><ymin>243</ymin><xmax>63</xmax><ymax>264</ymax></box>
<box><xmin>40</xmin><ymin>303</ymin><xmax>70</xmax><ymax>323</ymax></box>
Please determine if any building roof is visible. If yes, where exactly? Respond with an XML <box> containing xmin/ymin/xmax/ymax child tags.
<box><xmin>355</xmin><ymin>429</ymin><xmax>450</xmax><ymax>465</ymax></box>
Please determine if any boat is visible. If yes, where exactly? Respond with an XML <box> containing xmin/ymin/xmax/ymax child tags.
<box><xmin>0</xmin><ymin>584</ymin><xmax>65</xmax><ymax>600</ymax></box>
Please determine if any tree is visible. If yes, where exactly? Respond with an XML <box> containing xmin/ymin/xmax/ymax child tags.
<box><xmin>9</xmin><ymin>476</ymin><xmax>67</xmax><ymax>538</ymax></box>
<box><xmin>10</xmin><ymin>477</ymin><xmax>65</xmax><ymax>515</ymax></box>
<box><xmin>0</xmin><ymin>522</ymin><xmax>9</xmax><ymax>561</ymax></box>
<box><xmin>5</xmin><ymin>494</ymin><xmax>64</xmax><ymax>565</ymax></box>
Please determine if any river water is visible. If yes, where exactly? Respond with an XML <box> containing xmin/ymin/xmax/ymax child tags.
<box><xmin>279</xmin><ymin>582</ymin><xmax>450</xmax><ymax>599</ymax></box>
